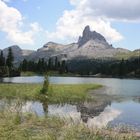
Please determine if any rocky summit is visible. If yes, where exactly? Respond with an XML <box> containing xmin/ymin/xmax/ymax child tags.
<box><xmin>1</xmin><ymin>25</ymin><xmax>137</xmax><ymax>64</ymax></box>
<box><xmin>78</xmin><ymin>25</ymin><xmax>110</xmax><ymax>48</ymax></box>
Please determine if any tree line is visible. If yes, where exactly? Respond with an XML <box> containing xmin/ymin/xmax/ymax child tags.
<box><xmin>0</xmin><ymin>48</ymin><xmax>20</xmax><ymax>77</ymax></box>
<box><xmin>19</xmin><ymin>57</ymin><xmax>68</xmax><ymax>74</ymax></box>
<box><xmin>68</xmin><ymin>57</ymin><xmax>140</xmax><ymax>77</ymax></box>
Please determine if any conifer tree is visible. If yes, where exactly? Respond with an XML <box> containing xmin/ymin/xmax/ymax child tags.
<box><xmin>6</xmin><ymin>47</ymin><xmax>14</xmax><ymax>68</ymax></box>
<box><xmin>0</xmin><ymin>51</ymin><xmax>5</xmax><ymax>66</ymax></box>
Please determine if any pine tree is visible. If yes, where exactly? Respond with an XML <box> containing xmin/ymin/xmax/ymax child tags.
<box><xmin>59</xmin><ymin>60</ymin><xmax>66</xmax><ymax>74</ymax></box>
<box><xmin>119</xmin><ymin>59</ymin><xmax>125</xmax><ymax>76</ymax></box>
<box><xmin>37</xmin><ymin>59</ymin><xmax>42</xmax><ymax>72</ymax></box>
<box><xmin>54</xmin><ymin>57</ymin><xmax>58</xmax><ymax>70</ymax></box>
<box><xmin>21</xmin><ymin>59</ymin><xmax>28</xmax><ymax>71</ymax></box>
<box><xmin>41</xmin><ymin>58</ymin><xmax>45</xmax><ymax>72</ymax></box>
<box><xmin>0</xmin><ymin>51</ymin><xmax>5</xmax><ymax>66</ymax></box>
<box><xmin>48</xmin><ymin>58</ymin><xmax>52</xmax><ymax>70</ymax></box>
<box><xmin>6</xmin><ymin>47</ymin><xmax>14</xmax><ymax>68</ymax></box>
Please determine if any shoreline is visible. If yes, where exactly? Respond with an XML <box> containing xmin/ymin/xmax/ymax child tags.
<box><xmin>1</xmin><ymin>75</ymin><xmax>140</xmax><ymax>81</ymax></box>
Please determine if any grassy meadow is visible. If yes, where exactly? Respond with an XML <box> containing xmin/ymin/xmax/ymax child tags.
<box><xmin>0</xmin><ymin>83</ymin><xmax>101</xmax><ymax>103</ymax></box>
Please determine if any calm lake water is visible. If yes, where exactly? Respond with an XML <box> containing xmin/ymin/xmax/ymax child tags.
<box><xmin>0</xmin><ymin>76</ymin><xmax>140</xmax><ymax>131</ymax></box>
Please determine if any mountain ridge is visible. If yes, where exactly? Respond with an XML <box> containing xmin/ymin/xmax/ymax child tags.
<box><xmin>0</xmin><ymin>26</ymin><xmax>139</xmax><ymax>64</ymax></box>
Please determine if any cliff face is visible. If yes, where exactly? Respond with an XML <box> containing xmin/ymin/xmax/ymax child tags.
<box><xmin>78</xmin><ymin>25</ymin><xmax>111</xmax><ymax>48</ymax></box>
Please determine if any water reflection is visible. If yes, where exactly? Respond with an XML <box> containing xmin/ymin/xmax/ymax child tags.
<box><xmin>87</xmin><ymin>107</ymin><xmax>121</xmax><ymax>128</ymax></box>
<box><xmin>0</xmin><ymin>98</ymin><xmax>126</xmax><ymax>129</ymax></box>
<box><xmin>1</xmin><ymin>76</ymin><xmax>44</xmax><ymax>83</ymax></box>
<box><xmin>1</xmin><ymin>97</ymin><xmax>140</xmax><ymax>130</ymax></box>
<box><xmin>77</xmin><ymin>101</ymin><xmax>111</xmax><ymax>123</ymax></box>
<box><xmin>48</xmin><ymin>104</ymin><xmax>81</xmax><ymax>122</ymax></box>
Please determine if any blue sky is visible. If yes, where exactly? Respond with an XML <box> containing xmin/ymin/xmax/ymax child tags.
<box><xmin>0</xmin><ymin>0</ymin><xmax>140</xmax><ymax>51</ymax></box>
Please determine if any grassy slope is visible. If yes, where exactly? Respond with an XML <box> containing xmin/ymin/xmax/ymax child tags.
<box><xmin>0</xmin><ymin>83</ymin><xmax>101</xmax><ymax>103</ymax></box>
<box><xmin>115</xmin><ymin>51</ymin><xmax>140</xmax><ymax>60</ymax></box>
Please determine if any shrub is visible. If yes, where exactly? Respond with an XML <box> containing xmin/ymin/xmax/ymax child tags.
<box><xmin>40</xmin><ymin>75</ymin><xmax>49</xmax><ymax>95</ymax></box>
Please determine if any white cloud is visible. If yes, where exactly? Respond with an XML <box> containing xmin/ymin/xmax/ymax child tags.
<box><xmin>46</xmin><ymin>0</ymin><xmax>123</xmax><ymax>44</ymax></box>
<box><xmin>69</xmin><ymin>0</ymin><xmax>81</xmax><ymax>6</ymax></box>
<box><xmin>0</xmin><ymin>0</ymin><xmax>41</xmax><ymax>45</ymax></box>
<box><xmin>84</xmin><ymin>0</ymin><xmax>140</xmax><ymax>21</ymax></box>
<box><xmin>87</xmin><ymin>107</ymin><xmax>121</xmax><ymax>128</ymax></box>
<box><xmin>69</xmin><ymin>0</ymin><xmax>140</xmax><ymax>21</ymax></box>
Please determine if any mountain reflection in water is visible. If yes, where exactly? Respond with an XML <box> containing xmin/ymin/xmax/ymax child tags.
<box><xmin>0</xmin><ymin>99</ymin><xmax>122</xmax><ymax>129</ymax></box>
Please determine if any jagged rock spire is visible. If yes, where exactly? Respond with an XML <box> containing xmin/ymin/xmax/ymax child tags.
<box><xmin>78</xmin><ymin>25</ymin><xmax>107</xmax><ymax>47</ymax></box>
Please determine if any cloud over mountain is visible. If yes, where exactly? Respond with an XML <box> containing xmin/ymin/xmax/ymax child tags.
<box><xmin>46</xmin><ymin>0</ymin><xmax>124</xmax><ymax>44</ymax></box>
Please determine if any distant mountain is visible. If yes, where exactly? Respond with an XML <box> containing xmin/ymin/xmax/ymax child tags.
<box><xmin>28</xmin><ymin>42</ymin><xmax>78</xmax><ymax>61</ymax></box>
<box><xmin>31</xmin><ymin>26</ymin><xmax>131</xmax><ymax>60</ymax></box>
<box><xmin>1</xmin><ymin>26</ymin><xmax>139</xmax><ymax>64</ymax></box>
<box><xmin>2</xmin><ymin>45</ymin><xmax>35</xmax><ymax>64</ymax></box>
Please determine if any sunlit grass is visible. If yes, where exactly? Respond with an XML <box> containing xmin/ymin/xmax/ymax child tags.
<box><xmin>0</xmin><ymin>84</ymin><xmax>41</xmax><ymax>100</ymax></box>
<box><xmin>20</xmin><ymin>71</ymin><xmax>39</xmax><ymax>76</ymax></box>
<box><xmin>115</xmin><ymin>51</ymin><xmax>140</xmax><ymax>60</ymax></box>
<box><xmin>48</xmin><ymin>84</ymin><xmax>102</xmax><ymax>103</ymax></box>
<box><xmin>0</xmin><ymin>83</ymin><xmax>101</xmax><ymax>103</ymax></box>
<box><xmin>21</xmin><ymin>71</ymin><xmax>77</xmax><ymax>76</ymax></box>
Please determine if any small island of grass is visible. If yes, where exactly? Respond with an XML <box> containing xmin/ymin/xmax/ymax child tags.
<box><xmin>0</xmin><ymin>83</ymin><xmax>102</xmax><ymax>103</ymax></box>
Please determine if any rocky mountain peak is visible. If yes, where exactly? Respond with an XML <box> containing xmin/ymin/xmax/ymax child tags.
<box><xmin>3</xmin><ymin>45</ymin><xmax>21</xmax><ymax>53</ymax></box>
<box><xmin>43</xmin><ymin>42</ymin><xmax>58</xmax><ymax>48</ymax></box>
<box><xmin>6</xmin><ymin>45</ymin><xmax>21</xmax><ymax>51</ymax></box>
<box><xmin>83</xmin><ymin>25</ymin><xmax>90</xmax><ymax>35</ymax></box>
<box><xmin>78</xmin><ymin>25</ymin><xmax>107</xmax><ymax>47</ymax></box>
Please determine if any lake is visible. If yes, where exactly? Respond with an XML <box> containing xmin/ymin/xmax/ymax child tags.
<box><xmin>0</xmin><ymin>76</ymin><xmax>140</xmax><ymax>131</ymax></box>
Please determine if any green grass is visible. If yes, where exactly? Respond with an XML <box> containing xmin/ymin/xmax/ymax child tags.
<box><xmin>0</xmin><ymin>84</ymin><xmax>41</xmax><ymax>100</ymax></box>
<box><xmin>0</xmin><ymin>83</ymin><xmax>101</xmax><ymax>103</ymax></box>
<box><xmin>21</xmin><ymin>71</ymin><xmax>42</xmax><ymax>76</ymax></box>
<box><xmin>21</xmin><ymin>71</ymin><xmax>78</xmax><ymax>77</ymax></box>
<box><xmin>0</xmin><ymin>110</ymin><xmax>138</xmax><ymax>140</ymax></box>
<box><xmin>48</xmin><ymin>84</ymin><xmax>102</xmax><ymax>103</ymax></box>
<box><xmin>115</xmin><ymin>51</ymin><xmax>140</xmax><ymax>60</ymax></box>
